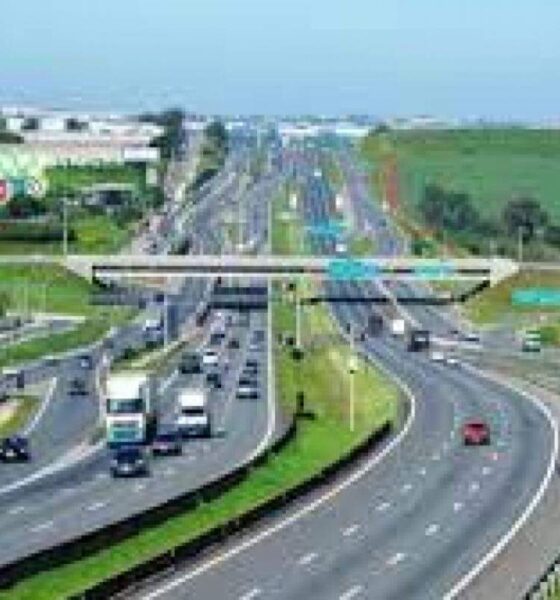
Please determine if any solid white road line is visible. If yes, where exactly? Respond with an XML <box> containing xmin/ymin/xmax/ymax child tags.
<box><xmin>23</xmin><ymin>377</ymin><xmax>57</xmax><ymax>436</ymax></box>
<box><xmin>444</xmin><ymin>365</ymin><xmax>559</xmax><ymax>599</ymax></box>
<box><xmin>140</xmin><ymin>358</ymin><xmax>417</xmax><ymax>600</ymax></box>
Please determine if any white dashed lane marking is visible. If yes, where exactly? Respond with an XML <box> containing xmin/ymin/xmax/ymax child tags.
<box><xmin>342</xmin><ymin>524</ymin><xmax>360</xmax><ymax>537</ymax></box>
<box><xmin>376</xmin><ymin>501</ymin><xmax>391</xmax><ymax>512</ymax></box>
<box><xmin>387</xmin><ymin>552</ymin><xmax>406</xmax><ymax>567</ymax></box>
<box><xmin>401</xmin><ymin>483</ymin><xmax>413</xmax><ymax>494</ymax></box>
<box><xmin>482</xmin><ymin>466</ymin><xmax>492</xmax><ymax>476</ymax></box>
<box><xmin>8</xmin><ymin>505</ymin><xmax>25</xmax><ymax>515</ymax></box>
<box><xmin>469</xmin><ymin>481</ymin><xmax>480</xmax><ymax>494</ymax></box>
<box><xmin>239</xmin><ymin>588</ymin><xmax>261</xmax><ymax>600</ymax></box>
<box><xmin>30</xmin><ymin>520</ymin><xmax>54</xmax><ymax>533</ymax></box>
<box><xmin>425</xmin><ymin>523</ymin><xmax>440</xmax><ymax>537</ymax></box>
<box><xmin>298</xmin><ymin>551</ymin><xmax>319</xmax><ymax>566</ymax></box>
<box><xmin>339</xmin><ymin>584</ymin><xmax>364</xmax><ymax>600</ymax></box>
<box><xmin>87</xmin><ymin>501</ymin><xmax>107</xmax><ymax>512</ymax></box>
<box><xmin>453</xmin><ymin>501</ymin><xmax>464</xmax><ymax>513</ymax></box>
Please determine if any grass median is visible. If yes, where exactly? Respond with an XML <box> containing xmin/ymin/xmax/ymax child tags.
<box><xmin>0</xmin><ymin>395</ymin><xmax>39</xmax><ymax>438</ymax></box>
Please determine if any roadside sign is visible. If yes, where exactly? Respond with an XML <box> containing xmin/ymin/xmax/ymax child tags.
<box><xmin>328</xmin><ymin>259</ymin><xmax>380</xmax><ymax>280</ymax></box>
<box><xmin>512</xmin><ymin>289</ymin><xmax>560</xmax><ymax>306</ymax></box>
<box><xmin>414</xmin><ymin>263</ymin><xmax>454</xmax><ymax>278</ymax></box>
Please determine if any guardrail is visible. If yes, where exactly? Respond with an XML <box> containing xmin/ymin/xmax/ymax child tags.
<box><xmin>525</xmin><ymin>554</ymin><xmax>560</xmax><ymax>599</ymax></box>
<box><xmin>0</xmin><ymin>415</ymin><xmax>298</xmax><ymax>593</ymax></box>
<box><xmin>68</xmin><ymin>421</ymin><xmax>392</xmax><ymax>600</ymax></box>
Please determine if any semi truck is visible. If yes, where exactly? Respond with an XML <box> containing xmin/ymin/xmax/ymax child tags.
<box><xmin>104</xmin><ymin>372</ymin><xmax>158</xmax><ymax>448</ymax></box>
<box><xmin>390</xmin><ymin>318</ymin><xmax>406</xmax><ymax>337</ymax></box>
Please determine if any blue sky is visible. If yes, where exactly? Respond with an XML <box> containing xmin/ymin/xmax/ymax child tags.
<box><xmin>1</xmin><ymin>0</ymin><xmax>559</xmax><ymax>118</ymax></box>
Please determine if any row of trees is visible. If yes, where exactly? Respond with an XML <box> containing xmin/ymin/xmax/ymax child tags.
<box><xmin>418</xmin><ymin>183</ymin><xmax>560</xmax><ymax>255</ymax></box>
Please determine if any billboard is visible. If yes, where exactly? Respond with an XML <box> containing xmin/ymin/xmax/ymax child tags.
<box><xmin>0</xmin><ymin>148</ymin><xmax>48</xmax><ymax>200</ymax></box>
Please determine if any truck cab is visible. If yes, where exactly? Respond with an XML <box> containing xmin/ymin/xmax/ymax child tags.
<box><xmin>105</xmin><ymin>373</ymin><xmax>157</xmax><ymax>448</ymax></box>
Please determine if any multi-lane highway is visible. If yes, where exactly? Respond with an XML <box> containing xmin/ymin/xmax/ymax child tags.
<box><xmin>0</xmin><ymin>139</ymin><xmax>280</xmax><ymax>567</ymax></box>
<box><xmin>130</xmin><ymin>144</ymin><xmax>557</xmax><ymax>600</ymax></box>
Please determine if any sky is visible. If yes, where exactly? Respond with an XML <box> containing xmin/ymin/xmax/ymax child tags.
<box><xmin>1</xmin><ymin>0</ymin><xmax>559</xmax><ymax>119</ymax></box>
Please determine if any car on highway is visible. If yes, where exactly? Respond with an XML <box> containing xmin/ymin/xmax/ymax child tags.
<box><xmin>236</xmin><ymin>377</ymin><xmax>259</xmax><ymax>400</ymax></box>
<box><xmin>445</xmin><ymin>355</ymin><xmax>460</xmax><ymax>366</ymax></box>
<box><xmin>77</xmin><ymin>354</ymin><xmax>93</xmax><ymax>369</ymax></box>
<box><xmin>178</xmin><ymin>352</ymin><xmax>202</xmax><ymax>375</ymax></box>
<box><xmin>205</xmin><ymin>368</ymin><xmax>223</xmax><ymax>389</ymax></box>
<box><xmin>462</xmin><ymin>420</ymin><xmax>491</xmax><ymax>446</ymax></box>
<box><xmin>430</xmin><ymin>350</ymin><xmax>445</xmax><ymax>363</ymax></box>
<box><xmin>202</xmin><ymin>349</ymin><xmax>219</xmax><ymax>368</ymax></box>
<box><xmin>227</xmin><ymin>337</ymin><xmax>240</xmax><ymax>350</ymax></box>
<box><xmin>110</xmin><ymin>446</ymin><xmax>150</xmax><ymax>477</ymax></box>
<box><xmin>461</xmin><ymin>332</ymin><xmax>481</xmax><ymax>343</ymax></box>
<box><xmin>68</xmin><ymin>377</ymin><xmax>88</xmax><ymax>396</ymax></box>
<box><xmin>152</xmin><ymin>428</ymin><xmax>182</xmax><ymax>457</ymax></box>
<box><xmin>0</xmin><ymin>436</ymin><xmax>30</xmax><ymax>462</ymax></box>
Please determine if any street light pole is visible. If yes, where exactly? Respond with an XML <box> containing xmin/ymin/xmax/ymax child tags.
<box><xmin>518</xmin><ymin>226</ymin><xmax>524</xmax><ymax>263</ymax></box>
<box><xmin>62</xmin><ymin>198</ymin><xmax>68</xmax><ymax>256</ymax></box>
<box><xmin>295</xmin><ymin>291</ymin><xmax>302</xmax><ymax>350</ymax></box>
<box><xmin>163</xmin><ymin>294</ymin><xmax>169</xmax><ymax>348</ymax></box>
<box><xmin>349</xmin><ymin>324</ymin><xmax>356</xmax><ymax>433</ymax></box>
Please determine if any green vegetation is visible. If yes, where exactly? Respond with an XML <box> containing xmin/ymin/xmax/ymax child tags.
<box><xmin>464</xmin><ymin>269</ymin><xmax>560</xmax><ymax>345</ymax></box>
<box><xmin>0</xmin><ymin>264</ymin><xmax>133</xmax><ymax>367</ymax></box>
<box><xmin>348</xmin><ymin>235</ymin><xmax>376</xmax><ymax>257</ymax></box>
<box><xmin>362</xmin><ymin>128</ymin><xmax>560</xmax><ymax>259</ymax></box>
<box><xmin>0</xmin><ymin>172</ymin><xmax>400</xmax><ymax>600</ymax></box>
<box><xmin>140</xmin><ymin>107</ymin><xmax>184</xmax><ymax>161</ymax></box>
<box><xmin>0</xmin><ymin>395</ymin><xmax>38</xmax><ymax>437</ymax></box>
<box><xmin>191</xmin><ymin>121</ymin><xmax>228</xmax><ymax>189</ymax></box>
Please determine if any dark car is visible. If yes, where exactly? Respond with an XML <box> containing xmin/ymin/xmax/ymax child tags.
<box><xmin>206</xmin><ymin>369</ymin><xmax>223</xmax><ymax>389</ymax></box>
<box><xmin>179</xmin><ymin>352</ymin><xmax>202</xmax><ymax>375</ymax></box>
<box><xmin>236</xmin><ymin>377</ymin><xmax>259</xmax><ymax>400</ymax></box>
<box><xmin>68</xmin><ymin>377</ymin><xmax>88</xmax><ymax>396</ymax></box>
<box><xmin>152</xmin><ymin>429</ymin><xmax>182</xmax><ymax>457</ymax></box>
<box><xmin>0</xmin><ymin>436</ymin><xmax>30</xmax><ymax>462</ymax></box>
<box><xmin>227</xmin><ymin>337</ymin><xmax>240</xmax><ymax>350</ymax></box>
<box><xmin>110</xmin><ymin>446</ymin><xmax>150</xmax><ymax>477</ymax></box>
<box><xmin>77</xmin><ymin>354</ymin><xmax>93</xmax><ymax>370</ymax></box>
<box><xmin>209</xmin><ymin>332</ymin><xmax>226</xmax><ymax>347</ymax></box>
<box><xmin>462</xmin><ymin>420</ymin><xmax>491</xmax><ymax>446</ymax></box>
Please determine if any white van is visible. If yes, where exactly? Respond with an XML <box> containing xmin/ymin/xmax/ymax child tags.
<box><xmin>176</xmin><ymin>387</ymin><xmax>211</xmax><ymax>438</ymax></box>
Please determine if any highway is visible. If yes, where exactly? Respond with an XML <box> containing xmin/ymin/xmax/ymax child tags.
<box><xmin>0</xmin><ymin>139</ymin><xmax>280</xmax><ymax>566</ymax></box>
<box><xmin>131</xmin><ymin>143</ymin><xmax>557</xmax><ymax>599</ymax></box>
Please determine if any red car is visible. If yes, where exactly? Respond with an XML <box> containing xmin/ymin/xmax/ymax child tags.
<box><xmin>462</xmin><ymin>420</ymin><xmax>491</xmax><ymax>446</ymax></box>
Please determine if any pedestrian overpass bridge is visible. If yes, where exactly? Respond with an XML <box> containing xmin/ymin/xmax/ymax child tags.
<box><xmin>1</xmin><ymin>254</ymin><xmax>519</xmax><ymax>285</ymax></box>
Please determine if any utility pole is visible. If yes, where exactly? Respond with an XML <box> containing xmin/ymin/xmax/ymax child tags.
<box><xmin>349</xmin><ymin>324</ymin><xmax>356</xmax><ymax>433</ymax></box>
<box><xmin>295</xmin><ymin>290</ymin><xmax>302</xmax><ymax>350</ymax></box>
<box><xmin>163</xmin><ymin>294</ymin><xmax>169</xmax><ymax>347</ymax></box>
<box><xmin>518</xmin><ymin>226</ymin><xmax>524</xmax><ymax>263</ymax></box>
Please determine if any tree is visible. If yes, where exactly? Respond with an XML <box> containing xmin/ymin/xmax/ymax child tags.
<box><xmin>502</xmin><ymin>196</ymin><xmax>549</xmax><ymax>242</ymax></box>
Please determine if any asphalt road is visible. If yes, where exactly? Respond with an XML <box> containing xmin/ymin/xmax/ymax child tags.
<box><xmin>0</xmin><ymin>139</ymin><xmax>280</xmax><ymax>566</ymax></box>
<box><xmin>131</xmin><ymin>144</ymin><xmax>556</xmax><ymax>600</ymax></box>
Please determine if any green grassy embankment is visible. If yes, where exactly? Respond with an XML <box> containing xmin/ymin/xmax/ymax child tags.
<box><xmin>0</xmin><ymin>264</ymin><xmax>133</xmax><ymax>368</ymax></box>
<box><xmin>0</xmin><ymin>395</ymin><xmax>39</xmax><ymax>437</ymax></box>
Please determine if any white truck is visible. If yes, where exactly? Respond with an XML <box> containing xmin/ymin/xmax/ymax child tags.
<box><xmin>390</xmin><ymin>318</ymin><xmax>406</xmax><ymax>337</ymax></box>
<box><xmin>104</xmin><ymin>372</ymin><xmax>157</xmax><ymax>447</ymax></box>
<box><xmin>175</xmin><ymin>387</ymin><xmax>211</xmax><ymax>438</ymax></box>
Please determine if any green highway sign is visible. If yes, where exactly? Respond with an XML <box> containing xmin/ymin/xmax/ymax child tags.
<box><xmin>328</xmin><ymin>259</ymin><xmax>380</xmax><ymax>281</ymax></box>
<box><xmin>512</xmin><ymin>288</ymin><xmax>560</xmax><ymax>306</ymax></box>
